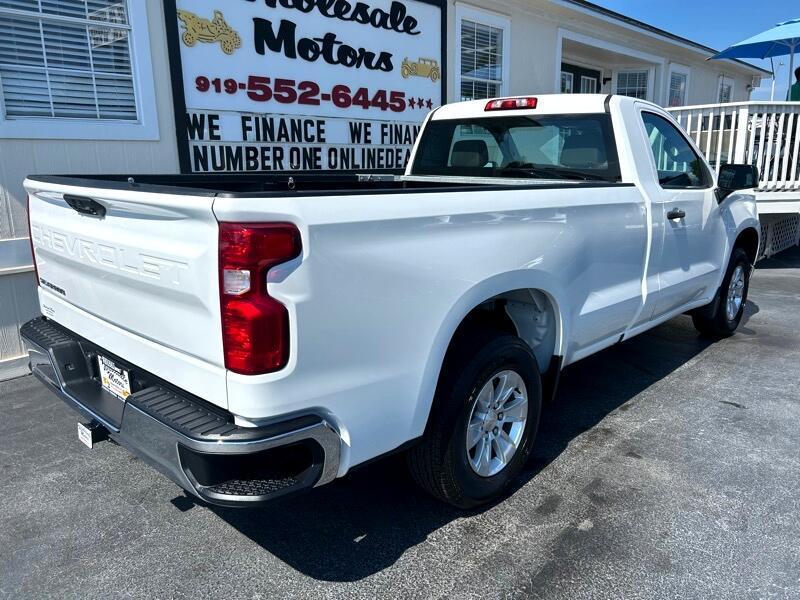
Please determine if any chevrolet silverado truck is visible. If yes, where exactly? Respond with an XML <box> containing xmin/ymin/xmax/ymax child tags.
<box><xmin>22</xmin><ymin>95</ymin><xmax>760</xmax><ymax>509</ymax></box>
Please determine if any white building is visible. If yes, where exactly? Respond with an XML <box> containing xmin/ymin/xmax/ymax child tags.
<box><xmin>0</xmin><ymin>0</ymin><xmax>768</xmax><ymax>378</ymax></box>
<box><xmin>451</xmin><ymin>0</ymin><xmax>764</xmax><ymax>106</ymax></box>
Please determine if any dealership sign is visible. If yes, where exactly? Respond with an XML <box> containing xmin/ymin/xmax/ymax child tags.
<box><xmin>168</xmin><ymin>0</ymin><xmax>444</xmax><ymax>172</ymax></box>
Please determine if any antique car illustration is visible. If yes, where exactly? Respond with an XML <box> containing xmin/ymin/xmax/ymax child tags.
<box><xmin>176</xmin><ymin>9</ymin><xmax>242</xmax><ymax>55</ymax></box>
<box><xmin>401</xmin><ymin>58</ymin><xmax>441</xmax><ymax>82</ymax></box>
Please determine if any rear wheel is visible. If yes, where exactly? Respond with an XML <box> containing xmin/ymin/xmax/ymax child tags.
<box><xmin>692</xmin><ymin>247</ymin><xmax>752</xmax><ymax>337</ymax></box>
<box><xmin>408</xmin><ymin>331</ymin><xmax>541</xmax><ymax>509</ymax></box>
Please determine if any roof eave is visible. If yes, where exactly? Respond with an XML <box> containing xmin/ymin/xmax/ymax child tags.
<box><xmin>553</xmin><ymin>0</ymin><xmax>772</xmax><ymax>76</ymax></box>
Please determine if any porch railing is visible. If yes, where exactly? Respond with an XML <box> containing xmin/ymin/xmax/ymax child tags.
<box><xmin>667</xmin><ymin>102</ymin><xmax>800</xmax><ymax>192</ymax></box>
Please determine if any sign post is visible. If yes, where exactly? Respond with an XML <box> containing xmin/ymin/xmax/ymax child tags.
<box><xmin>165</xmin><ymin>0</ymin><xmax>445</xmax><ymax>173</ymax></box>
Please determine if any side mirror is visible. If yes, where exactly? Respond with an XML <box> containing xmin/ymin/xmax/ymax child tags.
<box><xmin>716</xmin><ymin>164</ymin><xmax>759</xmax><ymax>202</ymax></box>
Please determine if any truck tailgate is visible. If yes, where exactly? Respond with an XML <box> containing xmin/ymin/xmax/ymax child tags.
<box><xmin>24</xmin><ymin>180</ymin><xmax>227</xmax><ymax>408</ymax></box>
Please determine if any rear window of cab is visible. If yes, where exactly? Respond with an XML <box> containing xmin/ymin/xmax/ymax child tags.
<box><xmin>410</xmin><ymin>114</ymin><xmax>621</xmax><ymax>182</ymax></box>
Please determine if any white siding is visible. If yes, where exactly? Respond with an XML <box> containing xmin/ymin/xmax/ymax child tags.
<box><xmin>0</xmin><ymin>0</ymin><xmax>180</xmax><ymax>377</ymax></box>
<box><xmin>447</xmin><ymin>0</ymin><xmax>763</xmax><ymax>106</ymax></box>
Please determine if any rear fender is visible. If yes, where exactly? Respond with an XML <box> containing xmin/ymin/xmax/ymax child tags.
<box><xmin>409</xmin><ymin>270</ymin><xmax>567</xmax><ymax>437</ymax></box>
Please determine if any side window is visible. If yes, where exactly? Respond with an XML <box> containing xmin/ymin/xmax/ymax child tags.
<box><xmin>642</xmin><ymin>112</ymin><xmax>711</xmax><ymax>188</ymax></box>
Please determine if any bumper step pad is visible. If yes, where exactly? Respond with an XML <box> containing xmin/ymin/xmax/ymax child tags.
<box><xmin>21</xmin><ymin>317</ymin><xmax>341</xmax><ymax>506</ymax></box>
<box><xmin>207</xmin><ymin>477</ymin><xmax>299</xmax><ymax>497</ymax></box>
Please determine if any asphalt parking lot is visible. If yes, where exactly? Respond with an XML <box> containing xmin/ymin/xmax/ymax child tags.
<box><xmin>2</xmin><ymin>247</ymin><xmax>799</xmax><ymax>600</ymax></box>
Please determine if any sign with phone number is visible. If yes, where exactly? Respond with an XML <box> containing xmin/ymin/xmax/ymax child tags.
<box><xmin>172</xmin><ymin>0</ymin><xmax>443</xmax><ymax>172</ymax></box>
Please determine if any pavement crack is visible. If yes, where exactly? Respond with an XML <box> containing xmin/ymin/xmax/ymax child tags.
<box><xmin>718</xmin><ymin>400</ymin><xmax>747</xmax><ymax>409</ymax></box>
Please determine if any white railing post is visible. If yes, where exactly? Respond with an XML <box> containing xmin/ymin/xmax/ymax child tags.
<box><xmin>756</xmin><ymin>107</ymin><xmax>770</xmax><ymax>188</ymax></box>
<box><xmin>714</xmin><ymin>106</ymin><xmax>725</xmax><ymax>174</ymax></box>
<box><xmin>780</xmin><ymin>111</ymin><xmax>794</xmax><ymax>186</ymax></box>
<box><xmin>791</xmin><ymin>106</ymin><xmax>800</xmax><ymax>189</ymax></box>
<box><xmin>704</xmin><ymin>107</ymin><xmax>714</xmax><ymax>164</ymax></box>
<box><xmin>726</xmin><ymin>107</ymin><xmax>738</xmax><ymax>166</ymax></box>
<box><xmin>733</xmin><ymin>105</ymin><xmax>750</xmax><ymax>164</ymax></box>
<box><xmin>685</xmin><ymin>111</ymin><xmax>693</xmax><ymax>142</ymax></box>
<box><xmin>693</xmin><ymin>109</ymin><xmax>703</xmax><ymax>147</ymax></box>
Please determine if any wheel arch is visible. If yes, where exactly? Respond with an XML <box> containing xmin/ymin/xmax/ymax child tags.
<box><xmin>733</xmin><ymin>226</ymin><xmax>760</xmax><ymax>265</ymax></box>
<box><xmin>410</xmin><ymin>271</ymin><xmax>567</xmax><ymax>438</ymax></box>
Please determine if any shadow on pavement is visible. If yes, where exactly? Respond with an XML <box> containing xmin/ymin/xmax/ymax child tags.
<box><xmin>207</xmin><ymin>307</ymin><xmax>761</xmax><ymax>582</ymax></box>
<box><xmin>755</xmin><ymin>245</ymin><xmax>800</xmax><ymax>270</ymax></box>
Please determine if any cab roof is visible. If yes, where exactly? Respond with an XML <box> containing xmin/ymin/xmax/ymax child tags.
<box><xmin>430</xmin><ymin>94</ymin><xmax>653</xmax><ymax>120</ymax></box>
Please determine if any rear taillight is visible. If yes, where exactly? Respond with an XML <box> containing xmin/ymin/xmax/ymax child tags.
<box><xmin>26</xmin><ymin>195</ymin><xmax>39</xmax><ymax>286</ymax></box>
<box><xmin>219</xmin><ymin>223</ymin><xmax>302</xmax><ymax>375</ymax></box>
<box><xmin>484</xmin><ymin>97</ymin><xmax>538</xmax><ymax>111</ymax></box>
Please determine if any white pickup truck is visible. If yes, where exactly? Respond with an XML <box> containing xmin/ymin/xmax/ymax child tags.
<box><xmin>22</xmin><ymin>94</ymin><xmax>760</xmax><ymax>509</ymax></box>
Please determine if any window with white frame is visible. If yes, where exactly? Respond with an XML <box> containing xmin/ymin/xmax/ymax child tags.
<box><xmin>580</xmin><ymin>76</ymin><xmax>597</xmax><ymax>94</ymax></box>
<box><xmin>0</xmin><ymin>1</ymin><xmax>136</xmax><ymax>120</ymax></box>
<box><xmin>668</xmin><ymin>69</ymin><xmax>688</xmax><ymax>107</ymax></box>
<box><xmin>616</xmin><ymin>70</ymin><xmax>649</xmax><ymax>100</ymax></box>
<box><xmin>560</xmin><ymin>71</ymin><xmax>573</xmax><ymax>94</ymax></box>
<box><xmin>718</xmin><ymin>76</ymin><xmax>734</xmax><ymax>103</ymax></box>
<box><xmin>0</xmin><ymin>0</ymin><xmax>156</xmax><ymax>140</ymax></box>
<box><xmin>457</xmin><ymin>7</ymin><xmax>509</xmax><ymax>101</ymax></box>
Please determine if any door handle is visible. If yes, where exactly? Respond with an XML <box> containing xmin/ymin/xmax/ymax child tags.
<box><xmin>667</xmin><ymin>208</ymin><xmax>686</xmax><ymax>220</ymax></box>
<box><xmin>63</xmin><ymin>194</ymin><xmax>106</xmax><ymax>218</ymax></box>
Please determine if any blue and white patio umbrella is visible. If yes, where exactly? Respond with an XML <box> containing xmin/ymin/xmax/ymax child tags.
<box><xmin>710</xmin><ymin>18</ymin><xmax>800</xmax><ymax>99</ymax></box>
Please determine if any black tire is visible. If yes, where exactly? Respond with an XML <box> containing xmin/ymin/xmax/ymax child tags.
<box><xmin>692</xmin><ymin>247</ymin><xmax>752</xmax><ymax>337</ymax></box>
<box><xmin>407</xmin><ymin>331</ymin><xmax>542</xmax><ymax>509</ymax></box>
